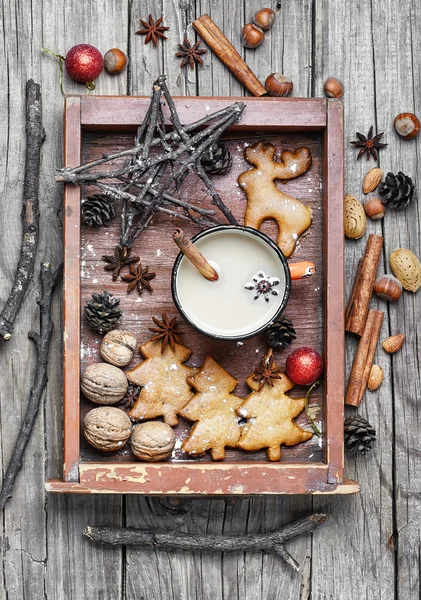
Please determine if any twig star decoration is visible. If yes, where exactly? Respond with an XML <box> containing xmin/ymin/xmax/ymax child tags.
<box><xmin>56</xmin><ymin>76</ymin><xmax>245</xmax><ymax>250</ymax></box>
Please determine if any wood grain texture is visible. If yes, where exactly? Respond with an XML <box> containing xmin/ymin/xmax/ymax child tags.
<box><xmin>0</xmin><ymin>2</ymin><xmax>47</xmax><ymax>599</ymax></box>
<box><xmin>0</xmin><ymin>0</ymin><xmax>418</xmax><ymax>598</ymax></box>
<box><xmin>41</xmin><ymin>1</ymin><xmax>129</xmax><ymax>599</ymax></box>
<box><xmin>312</xmin><ymin>1</ymin><xmax>395</xmax><ymax>599</ymax></box>
<box><xmin>371</xmin><ymin>1</ymin><xmax>421</xmax><ymax>598</ymax></box>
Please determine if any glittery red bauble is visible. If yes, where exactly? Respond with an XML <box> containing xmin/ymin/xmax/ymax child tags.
<box><xmin>286</xmin><ymin>346</ymin><xmax>324</xmax><ymax>386</ymax></box>
<box><xmin>65</xmin><ymin>44</ymin><xmax>103</xmax><ymax>83</ymax></box>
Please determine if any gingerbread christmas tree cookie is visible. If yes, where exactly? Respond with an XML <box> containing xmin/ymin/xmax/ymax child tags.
<box><xmin>180</xmin><ymin>356</ymin><xmax>243</xmax><ymax>461</ymax></box>
<box><xmin>237</xmin><ymin>349</ymin><xmax>312</xmax><ymax>461</ymax></box>
<box><xmin>238</xmin><ymin>141</ymin><xmax>312</xmax><ymax>257</ymax></box>
<box><xmin>126</xmin><ymin>313</ymin><xmax>197</xmax><ymax>426</ymax></box>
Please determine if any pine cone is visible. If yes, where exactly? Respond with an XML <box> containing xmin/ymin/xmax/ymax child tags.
<box><xmin>201</xmin><ymin>142</ymin><xmax>232</xmax><ymax>175</ymax></box>
<box><xmin>344</xmin><ymin>414</ymin><xmax>376</xmax><ymax>455</ymax></box>
<box><xmin>267</xmin><ymin>316</ymin><xmax>296</xmax><ymax>349</ymax></box>
<box><xmin>85</xmin><ymin>291</ymin><xmax>123</xmax><ymax>334</ymax></box>
<box><xmin>378</xmin><ymin>171</ymin><xmax>416</xmax><ymax>209</ymax></box>
<box><xmin>82</xmin><ymin>194</ymin><xmax>116</xmax><ymax>228</ymax></box>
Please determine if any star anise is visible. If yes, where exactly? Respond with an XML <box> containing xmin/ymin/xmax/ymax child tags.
<box><xmin>117</xmin><ymin>384</ymin><xmax>141</xmax><ymax>410</ymax></box>
<box><xmin>252</xmin><ymin>349</ymin><xmax>283</xmax><ymax>391</ymax></box>
<box><xmin>136</xmin><ymin>14</ymin><xmax>169</xmax><ymax>46</ymax></box>
<box><xmin>350</xmin><ymin>126</ymin><xmax>388</xmax><ymax>161</ymax></box>
<box><xmin>102</xmin><ymin>245</ymin><xmax>140</xmax><ymax>281</ymax></box>
<box><xmin>121</xmin><ymin>263</ymin><xmax>156</xmax><ymax>294</ymax></box>
<box><xmin>149</xmin><ymin>312</ymin><xmax>185</xmax><ymax>353</ymax></box>
<box><xmin>175</xmin><ymin>38</ymin><xmax>207</xmax><ymax>70</ymax></box>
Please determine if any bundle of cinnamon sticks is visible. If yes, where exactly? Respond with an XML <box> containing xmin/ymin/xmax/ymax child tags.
<box><xmin>345</xmin><ymin>234</ymin><xmax>384</xmax><ymax>407</ymax></box>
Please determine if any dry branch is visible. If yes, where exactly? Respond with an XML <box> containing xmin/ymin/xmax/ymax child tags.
<box><xmin>0</xmin><ymin>80</ymin><xmax>45</xmax><ymax>341</ymax></box>
<box><xmin>0</xmin><ymin>262</ymin><xmax>62</xmax><ymax>508</ymax></box>
<box><xmin>84</xmin><ymin>513</ymin><xmax>327</xmax><ymax>572</ymax></box>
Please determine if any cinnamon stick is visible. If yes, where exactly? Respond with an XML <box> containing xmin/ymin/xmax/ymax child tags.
<box><xmin>173</xmin><ymin>228</ymin><xmax>219</xmax><ymax>281</ymax></box>
<box><xmin>345</xmin><ymin>234</ymin><xmax>383</xmax><ymax>336</ymax></box>
<box><xmin>193</xmin><ymin>15</ymin><xmax>266</xmax><ymax>97</ymax></box>
<box><xmin>345</xmin><ymin>309</ymin><xmax>384</xmax><ymax>407</ymax></box>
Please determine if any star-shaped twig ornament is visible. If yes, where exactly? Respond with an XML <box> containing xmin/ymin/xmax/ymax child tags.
<box><xmin>56</xmin><ymin>76</ymin><xmax>245</xmax><ymax>249</ymax></box>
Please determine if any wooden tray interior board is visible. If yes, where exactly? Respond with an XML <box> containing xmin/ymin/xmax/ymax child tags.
<box><xmin>80</xmin><ymin>131</ymin><xmax>323</xmax><ymax>464</ymax></box>
<box><xmin>50</xmin><ymin>96</ymin><xmax>357</xmax><ymax>495</ymax></box>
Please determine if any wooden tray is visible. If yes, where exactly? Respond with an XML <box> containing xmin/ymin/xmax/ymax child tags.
<box><xmin>46</xmin><ymin>94</ymin><xmax>359</xmax><ymax>495</ymax></box>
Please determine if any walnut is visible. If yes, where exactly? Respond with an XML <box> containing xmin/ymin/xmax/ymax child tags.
<box><xmin>81</xmin><ymin>362</ymin><xmax>128</xmax><ymax>404</ymax></box>
<box><xmin>131</xmin><ymin>421</ymin><xmax>175</xmax><ymax>461</ymax></box>
<box><xmin>100</xmin><ymin>329</ymin><xmax>137</xmax><ymax>367</ymax></box>
<box><xmin>83</xmin><ymin>406</ymin><xmax>132</xmax><ymax>452</ymax></box>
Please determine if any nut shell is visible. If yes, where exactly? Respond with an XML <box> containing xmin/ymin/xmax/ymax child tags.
<box><xmin>100</xmin><ymin>329</ymin><xmax>137</xmax><ymax>367</ymax></box>
<box><xmin>367</xmin><ymin>365</ymin><xmax>384</xmax><ymax>391</ymax></box>
<box><xmin>83</xmin><ymin>407</ymin><xmax>132</xmax><ymax>451</ymax></box>
<box><xmin>323</xmin><ymin>77</ymin><xmax>344</xmax><ymax>99</ymax></box>
<box><xmin>363</xmin><ymin>195</ymin><xmax>385</xmax><ymax>220</ymax></box>
<box><xmin>373</xmin><ymin>274</ymin><xmax>402</xmax><ymax>301</ymax></box>
<box><xmin>81</xmin><ymin>363</ymin><xmax>128</xmax><ymax>404</ymax></box>
<box><xmin>252</xmin><ymin>8</ymin><xmax>276</xmax><ymax>30</ymax></box>
<box><xmin>104</xmin><ymin>48</ymin><xmax>128</xmax><ymax>75</ymax></box>
<box><xmin>131</xmin><ymin>422</ymin><xmax>176</xmax><ymax>461</ymax></box>
<box><xmin>382</xmin><ymin>334</ymin><xmax>405</xmax><ymax>354</ymax></box>
<box><xmin>389</xmin><ymin>248</ymin><xmax>421</xmax><ymax>293</ymax></box>
<box><xmin>394</xmin><ymin>113</ymin><xmax>420</xmax><ymax>139</ymax></box>
<box><xmin>241</xmin><ymin>23</ymin><xmax>265</xmax><ymax>49</ymax></box>
<box><xmin>344</xmin><ymin>194</ymin><xmax>367</xmax><ymax>239</ymax></box>
<box><xmin>363</xmin><ymin>167</ymin><xmax>382</xmax><ymax>194</ymax></box>
<box><xmin>265</xmin><ymin>73</ymin><xmax>293</xmax><ymax>97</ymax></box>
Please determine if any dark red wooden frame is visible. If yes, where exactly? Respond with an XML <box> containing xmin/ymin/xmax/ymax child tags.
<box><xmin>46</xmin><ymin>95</ymin><xmax>359</xmax><ymax>495</ymax></box>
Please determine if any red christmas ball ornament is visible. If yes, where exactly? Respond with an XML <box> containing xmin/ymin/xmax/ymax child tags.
<box><xmin>65</xmin><ymin>44</ymin><xmax>103</xmax><ymax>84</ymax></box>
<box><xmin>286</xmin><ymin>346</ymin><xmax>324</xmax><ymax>386</ymax></box>
<box><xmin>42</xmin><ymin>44</ymin><xmax>103</xmax><ymax>92</ymax></box>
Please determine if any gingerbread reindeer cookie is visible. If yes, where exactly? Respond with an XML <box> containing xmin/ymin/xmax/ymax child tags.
<box><xmin>238</xmin><ymin>141</ymin><xmax>312</xmax><ymax>257</ymax></box>
<box><xmin>126</xmin><ymin>313</ymin><xmax>197</xmax><ymax>426</ymax></box>
<box><xmin>180</xmin><ymin>356</ymin><xmax>243</xmax><ymax>461</ymax></box>
<box><xmin>237</xmin><ymin>349</ymin><xmax>312</xmax><ymax>461</ymax></box>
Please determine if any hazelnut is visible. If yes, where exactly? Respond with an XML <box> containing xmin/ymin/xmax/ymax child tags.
<box><xmin>100</xmin><ymin>329</ymin><xmax>137</xmax><ymax>367</ymax></box>
<box><xmin>241</xmin><ymin>23</ymin><xmax>265</xmax><ymax>49</ymax></box>
<box><xmin>394</xmin><ymin>113</ymin><xmax>420</xmax><ymax>139</ymax></box>
<box><xmin>367</xmin><ymin>365</ymin><xmax>384</xmax><ymax>391</ymax></box>
<box><xmin>81</xmin><ymin>363</ymin><xmax>128</xmax><ymax>404</ymax></box>
<box><xmin>323</xmin><ymin>77</ymin><xmax>344</xmax><ymax>99</ymax></box>
<box><xmin>265</xmin><ymin>73</ymin><xmax>293</xmax><ymax>97</ymax></box>
<box><xmin>83</xmin><ymin>407</ymin><xmax>132</xmax><ymax>452</ymax></box>
<box><xmin>363</xmin><ymin>195</ymin><xmax>385</xmax><ymax>220</ymax></box>
<box><xmin>252</xmin><ymin>8</ymin><xmax>276</xmax><ymax>31</ymax></box>
<box><xmin>131</xmin><ymin>422</ymin><xmax>175</xmax><ymax>461</ymax></box>
<box><xmin>374</xmin><ymin>275</ymin><xmax>402</xmax><ymax>302</ymax></box>
<box><xmin>382</xmin><ymin>334</ymin><xmax>405</xmax><ymax>354</ymax></box>
<box><xmin>104</xmin><ymin>48</ymin><xmax>128</xmax><ymax>75</ymax></box>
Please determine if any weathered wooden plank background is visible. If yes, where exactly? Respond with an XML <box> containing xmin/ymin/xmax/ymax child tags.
<box><xmin>0</xmin><ymin>0</ymin><xmax>419</xmax><ymax>598</ymax></box>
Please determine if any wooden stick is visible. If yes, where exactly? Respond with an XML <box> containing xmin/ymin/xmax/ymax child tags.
<box><xmin>0</xmin><ymin>263</ymin><xmax>62</xmax><ymax>508</ymax></box>
<box><xmin>84</xmin><ymin>513</ymin><xmax>327</xmax><ymax>572</ymax></box>
<box><xmin>0</xmin><ymin>80</ymin><xmax>45</xmax><ymax>341</ymax></box>
<box><xmin>173</xmin><ymin>228</ymin><xmax>219</xmax><ymax>281</ymax></box>
<box><xmin>193</xmin><ymin>15</ymin><xmax>266</xmax><ymax>97</ymax></box>
<box><xmin>345</xmin><ymin>234</ymin><xmax>383</xmax><ymax>336</ymax></box>
<box><xmin>345</xmin><ymin>309</ymin><xmax>384</xmax><ymax>407</ymax></box>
